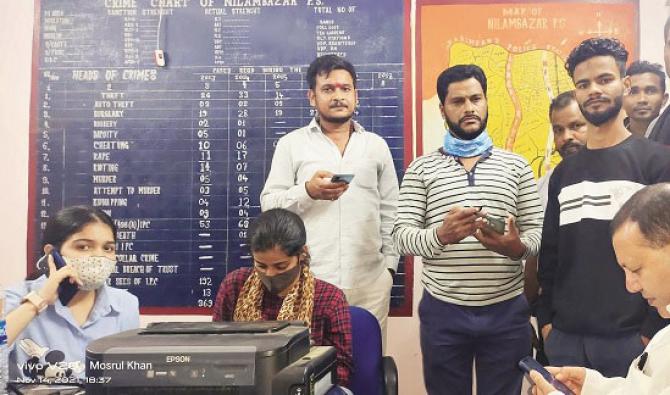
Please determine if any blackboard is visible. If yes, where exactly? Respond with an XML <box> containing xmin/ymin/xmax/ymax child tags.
<box><xmin>28</xmin><ymin>0</ymin><xmax>413</xmax><ymax>315</ymax></box>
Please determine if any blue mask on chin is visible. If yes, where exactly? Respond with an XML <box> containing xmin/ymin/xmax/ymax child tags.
<box><xmin>443</xmin><ymin>128</ymin><xmax>493</xmax><ymax>157</ymax></box>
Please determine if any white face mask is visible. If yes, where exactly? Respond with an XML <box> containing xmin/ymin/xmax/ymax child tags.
<box><xmin>65</xmin><ymin>256</ymin><xmax>116</xmax><ymax>291</ymax></box>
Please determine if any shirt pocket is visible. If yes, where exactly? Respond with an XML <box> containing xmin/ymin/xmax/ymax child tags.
<box><xmin>295</xmin><ymin>157</ymin><xmax>333</xmax><ymax>184</ymax></box>
<box><xmin>622</xmin><ymin>362</ymin><xmax>652</xmax><ymax>393</ymax></box>
<box><xmin>351</xmin><ymin>159</ymin><xmax>379</xmax><ymax>190</ymax></box>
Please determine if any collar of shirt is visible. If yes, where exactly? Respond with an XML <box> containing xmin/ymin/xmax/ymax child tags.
<box><xmin>439</xmin><ymin>146</ymin><xmax>493</xmax><ymax>162</ymax></box>
<box><xmin>644</xmin><ymin>115</ymin><xmax>660</xmax><ymax>138</ymax></box>
<box><xmin>85</xmin><ymin>285</ymin><xmax>123</xmax><ymax>325</ymax></box>
<box><xmin>308</xmin><ymin>117</ymin><xmax>364</xmax><ymax>135</ymax></box>
<box><xmin>29</xmin><ymin>275</ymin><xmax>121</xmax><ymax>330</ymax></box>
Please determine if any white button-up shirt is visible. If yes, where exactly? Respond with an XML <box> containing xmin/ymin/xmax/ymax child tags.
<box><xmin>260</xmin><ymin>118</ymin><xmax>399</xmax><ymax>289</ymax></box>
<box><xmin>581</xmin><ymin>322</ymin><xmax>670</xmax><ymax>394</ymax></box>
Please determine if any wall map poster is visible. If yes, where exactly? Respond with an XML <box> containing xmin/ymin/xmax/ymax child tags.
<box><xmin>417</xmin><ymin>0</ymin><xmax>638</xmax><ymax>176</ymax></box>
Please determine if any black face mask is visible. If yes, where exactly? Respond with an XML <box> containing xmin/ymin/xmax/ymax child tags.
<box><xmin>258</xmin><ymin>264</ymin><xmax>301</xmax><ymax>294</ymax></box>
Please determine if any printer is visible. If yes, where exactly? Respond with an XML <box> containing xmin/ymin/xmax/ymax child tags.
<box><xmin>85</xmin><ymin>321</ymin><xmax>336</xmax><ymax>395</ymax></box>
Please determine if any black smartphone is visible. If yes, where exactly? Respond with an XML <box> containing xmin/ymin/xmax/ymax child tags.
<box><xmin>330</xmin><ymin>174</ymin><xmax>354</xmax><ymax>184</ymax></box>
<box><xmin>518</xmin><ymin>356</ymin><xmax>575</xmax><ymax>395</ymax></box>
<box><xmin>51</xmin><ymin>250</ymin><xmax>79</xmax><ymax>306</ymax></box>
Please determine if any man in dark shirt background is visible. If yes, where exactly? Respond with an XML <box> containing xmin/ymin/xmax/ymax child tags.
<box><xmin>623</xmin><ymin>60</ymin><xmax>667</xmax><ymax>137</ymax></box>
<box><xmin>647</xmin><ymin>16</ymin><xmax>670</xmax><ymax>145</ymax></box>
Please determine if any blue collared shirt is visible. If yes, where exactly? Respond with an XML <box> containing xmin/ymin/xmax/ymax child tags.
<box><xmin>6</xmin><ymin>275</ymin><xmax>139</xmax><ymax>382</ymax></box>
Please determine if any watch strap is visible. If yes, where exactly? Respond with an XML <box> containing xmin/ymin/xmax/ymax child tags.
<box><xmin>22</xmin><ymin>291</ymin><xmax>48</xmax><ymax>314</ymax></box>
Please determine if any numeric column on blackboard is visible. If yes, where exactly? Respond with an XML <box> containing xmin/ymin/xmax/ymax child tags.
<box><xmin>194</xmin><ymin>72</ymin><xmax>220</xmax><ymax>309</ymax></box>
<box><xmin>229</xmin><ymin>68</ymin><xmax>263</xmax><ymax>271</ymax></box>
<box><xmin>264</xmin><ymin>67</ymin><xmax>305</xmax><ymax>172</ymax></box>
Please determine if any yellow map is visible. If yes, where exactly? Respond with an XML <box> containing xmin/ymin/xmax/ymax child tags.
<box><xmin>418</xmin><ymin>2</ymin><xmax>637</xmax><ymax>177</ymax></box>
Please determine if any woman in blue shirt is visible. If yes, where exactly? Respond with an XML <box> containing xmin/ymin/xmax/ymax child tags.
<box><xmin>5</xmin><ymin>206</ymin><xmax>139</xmax><ymax>383</ymax></box>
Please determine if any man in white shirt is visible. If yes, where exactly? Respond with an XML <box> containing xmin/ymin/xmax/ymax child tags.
<box><xmin>260</xmin><ymin>55</ymin><xmax>399</xmax><ymax>344</ymax></box>
<box><xmin>530</xmin><ymin>183</ymin><xmax>670</xmax><ymax>395</ymax></box>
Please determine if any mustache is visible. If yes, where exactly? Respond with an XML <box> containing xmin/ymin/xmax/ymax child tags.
<box><xmin>329</xmin><ymin>101</ymin><xmax>349</xmax><ymax>108</ymax></box>
<box><xmin>584</xmin><ymin>97</ymin><xmax>610</xmax><ymax>107</ymax></box>
<box><xmin>459</xmin><ymin>115</ymin><xmax>481</xmax><ymax>123</ymax></box>
<box><xmin>558</xmin><ymin>141</ymin><xmax>584</xmax><ymax>154</ymax></box>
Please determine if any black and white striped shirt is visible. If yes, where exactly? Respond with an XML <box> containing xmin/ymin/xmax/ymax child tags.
<box><xmin>392</xmin><ymin>148</ymin><xmax>543</xmax><ymax>306</ymax></box>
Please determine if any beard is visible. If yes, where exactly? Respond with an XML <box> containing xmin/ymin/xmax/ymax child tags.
<box><xmin>446</xmin><ymin>114</ymin><xmax>489</xmax><ymax>140</ymax></box>
<box><xmin>318</xmin><ymin>111</ymin><xmax>354</xmax><ymax>124</ymax></box>
<box><xmin>558</xmin><ymin>140</ymin><xmax>585</xmax><ymax>158</ymax></box>
<box><xmin>579</xmin><ymin>95</ymin><xmax>623</xmax><ymax>126</ymax></box>
<box><xmin>317</xmin><ymin>101</ymin><xmax>355</xmax><ymax>125</ymax></box>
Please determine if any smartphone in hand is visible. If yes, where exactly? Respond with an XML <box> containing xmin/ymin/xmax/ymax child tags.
<box><xmin>484</xmin><ymin>215</ymin><xmax>506</xmax><ymax>234</ymax></box>
<box><xmin>519</xmin><ymin>356</ymin><xmax>575</xmax><ymax>395</ymax></box>
<box><xmin>474</xmin><ymin>207</ymin><xmax>505</xmax><ymax>234</ymax></box>
<box><xmin>51</xmin><ymin>250</ymin><xmax>79</xmax><ymax>306</ymax></box>
<box><xmin>330</xmin><ymin>174</ymin><xmax>354</xmax><ymax>184</ymax></box>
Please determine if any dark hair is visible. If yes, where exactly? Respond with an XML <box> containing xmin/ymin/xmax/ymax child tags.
<box><xmin>436</xmin><ymin>64</ymin><xmax>487</xmax><ymax>104</ymax></box>
<box><xmin>28</xmin><ymin>206</ymin><xmax>117</xmax><ymax>279</ymax></box>
<box><xmin>306</xmin><ymin>54</ymin><xmax>357</xmax><ymax>90</ymax></box>
<box><xmin>565</xmin><ymin>37</ymin><xmax>628</xmax><ymax>78</ymax></box>
<box><xmin>625</xmin><ymin>60</ymin><xmax>666</xmax><ymax>93</ymax></box>
<box><xmin>42</xmin><ymin>206</ymin><xmax>117</xmax><ymax>248</ymax></box>
<box><xmin>549</xmin><ymin>90</ymin><xmax>577</xmax><ymax>118</ymax></box>
<box><xmin>250</xmin><ymin>209</ymin><xmax>306</xmax><ymax>258</ymax></box>
<box><xmin>611</xmin><ymin>183</ymin><xmax>670</xmax><ymax>248</ymax></box>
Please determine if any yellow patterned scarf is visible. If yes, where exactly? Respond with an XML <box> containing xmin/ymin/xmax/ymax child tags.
<box><xmin>233</xmin><ymin>264</ymin><xmax>315</xmax><ymax>327</ymax></box>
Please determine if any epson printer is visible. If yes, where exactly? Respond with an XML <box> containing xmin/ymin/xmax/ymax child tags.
<box><xmin>85</xmin><ymin>321</ymin><xmax>336</xmax><ymax>394</ymax></box>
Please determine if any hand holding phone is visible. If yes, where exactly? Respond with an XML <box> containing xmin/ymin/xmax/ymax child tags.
<box><xmin>305</xmin><ymin>170</ymin><xmax>350</xmax><ymax>201</ymax></box>
<box><xmin>51</xmin><ymin>250</ymin><xmax>79</xmax><ymax>306</ymax></box>
<box><xmin>330</xmin><ymin>174</ymin><xmax>354</xmax><ymax>184</ymax></box>
<box><xmin>519</xmin><ymin>356</ymin><xmax>575</xmax><ymax>395</ymax></box>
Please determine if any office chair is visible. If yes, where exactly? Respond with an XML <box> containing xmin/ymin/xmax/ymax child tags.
<box><xmin>348</xmin><ymin>306</ymin><xmax>398</xmax><ymax>395</ymax></box>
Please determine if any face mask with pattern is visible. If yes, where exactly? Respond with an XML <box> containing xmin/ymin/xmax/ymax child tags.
<box><xmin>65</xmin><ymin>256</ymin><xmax>117</xmax><ymax>291</ymax></box>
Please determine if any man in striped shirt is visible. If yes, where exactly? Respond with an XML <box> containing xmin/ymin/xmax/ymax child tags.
<box><xmin>393</xmin><ymin>64</ymin><xmax>543</xmax><ymax>394</ymax></box>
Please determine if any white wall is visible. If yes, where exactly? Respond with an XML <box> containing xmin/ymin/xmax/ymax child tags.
<box><xmin>0</xmin><ymin>1</ymin><xmax>33</xmax><ymax>286</ymax></box>
<box><xmin>1</xmin><ymin>2</ymin><xmax>667</xmax><ymax>394</ymax></box>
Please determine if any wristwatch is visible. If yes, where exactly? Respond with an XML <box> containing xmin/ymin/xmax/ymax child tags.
<box><xmin>22</xmin><ymin>291</ymin><xmax>48</xmax><ymax>314</ymax></box>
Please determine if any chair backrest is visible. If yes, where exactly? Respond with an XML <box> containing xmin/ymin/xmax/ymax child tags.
<box><xmin>348</xmin><ymin>306</ymin><xmax>385</xmax><ymax>395</ymax></box>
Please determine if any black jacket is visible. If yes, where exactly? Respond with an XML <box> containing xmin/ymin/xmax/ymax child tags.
<box><xmin>537</xmin><ymin>136</ymin><xmax>670</xmax><ymax>337</ymax></box>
